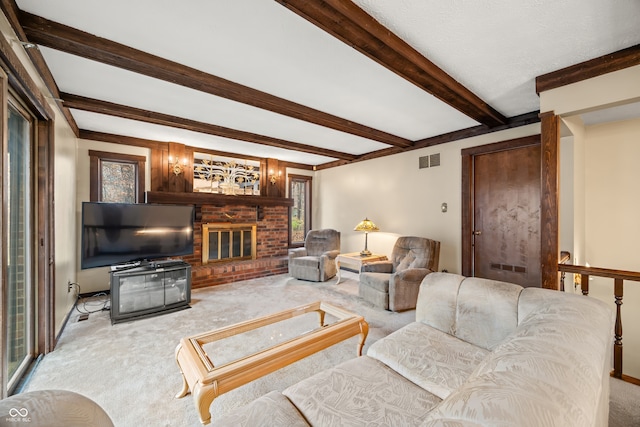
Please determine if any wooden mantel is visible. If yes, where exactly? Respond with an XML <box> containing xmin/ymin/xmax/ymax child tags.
<box><xmin>145</xmin><ymin>191</ymin><xmax>294</xmax><ymax>207</ymax></box>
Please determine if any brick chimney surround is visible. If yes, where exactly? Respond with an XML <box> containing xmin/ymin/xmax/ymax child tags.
<box><xmin>146</xmin><ymin>191</ymin><xmax>293</xmax><ymax>289</ymax></box>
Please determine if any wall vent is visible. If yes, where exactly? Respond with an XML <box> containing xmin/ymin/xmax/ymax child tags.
<box><xmin>490</xmin><ymin>262</ymin><xmax>527</xmax><ymax>274</ymax></box>
<box><xmin>419</xmin><ymin>153</ymin><xmax>441</xmax><ymax>169</ymax></box>
<box><xmin>418</xmin><ymin>156</ymin><xmax>430</xmax><ymax>169</ymax></box>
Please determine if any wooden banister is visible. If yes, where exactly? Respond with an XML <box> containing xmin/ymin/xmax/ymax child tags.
<box><xmin>559</xmin><ymin>251</ymin><xmax>571</xmax><ymax>291</ymax></box>
<box><xmin>614</xmin><ymin>278</ymin><xmax>623</xmax><ymax>379</ymax></box>
<box><xmin>557</xmin><ymin>264</ymin><xmax>640</xmax><ymax>381</ymax></box>
<box><xmin>557</xmin><ymin>264</ymin><xmax>640</xmax><ymax>282</ymax></box>
<box><xmin>581</xmin><ymin>273</ymin><xmax>590</xmax><ymax>296</ymax></box>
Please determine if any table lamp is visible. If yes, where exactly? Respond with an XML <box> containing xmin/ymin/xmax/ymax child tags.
<box><xmin>354</xmin><ymin>217</ymin><xmax>379</xmax><ymax>256</ymax></box>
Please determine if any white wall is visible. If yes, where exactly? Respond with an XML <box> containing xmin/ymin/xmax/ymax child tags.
<box><xmin>559</xmin><ymin>135</ymin><xmax>574</xmax><ymax>263</ymax></box>
<box><xmin>561</xmin><ymin>116</ymin><xmax>587</xmax><ymax>271</ymax></box>
<box><xmin>53</xmin><ymin>115</ymin><xmax>79</xmax><ymax>333</ymax></box>
<box><xmin>314</xmin><ymin>123</ymin><xmax>541</xmax><ymax>274</ymax></box>
<box><xmin>75</xmin><ymin>140</ymin><xmax>151</xmax><ymax>294</ymax></box>
<box><xmin>584</xmin><ymin>118</ymin><xmax>640</xmax><ymax>378</ymax></box>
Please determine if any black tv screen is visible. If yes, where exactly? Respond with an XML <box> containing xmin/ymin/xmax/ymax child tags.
<box><xmin>81</xmin><ymin>202</ymin><xmax>194</xmax><ymax>269</ymax></box>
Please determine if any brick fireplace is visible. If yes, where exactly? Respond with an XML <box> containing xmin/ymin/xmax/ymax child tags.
<box><xmin>145</xmin><ymin>191</ymin><xmax>292</xmax><ymax>289</ymax></box>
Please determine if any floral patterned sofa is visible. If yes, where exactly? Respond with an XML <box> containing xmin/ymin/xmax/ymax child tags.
<box><xmin>214</xmin><ymin>272</ymin><xmax>614</xmax><ymax>427</ymax></box>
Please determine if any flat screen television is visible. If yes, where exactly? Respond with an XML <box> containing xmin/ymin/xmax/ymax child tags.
<box><xmin>81</xmin><ymin>202</ymin><xmax>194</xmax><ymax>269</ymax></box>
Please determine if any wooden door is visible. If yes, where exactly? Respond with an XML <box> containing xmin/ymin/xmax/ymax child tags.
<box><xmin>464</xmin><ymin>140</ymin><xmax>541</xmax><ymax>287</ymax></box>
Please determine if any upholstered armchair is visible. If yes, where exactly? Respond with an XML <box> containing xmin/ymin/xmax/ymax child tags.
<box><xmin>288</xmin><ymin>229</ymin><xmax>341</xmax><ymax>282</ymax></box>
<box><xmin>359</xmin><ymin>236</ymin><xmax>440</xmax><ymax>311</ymax></box>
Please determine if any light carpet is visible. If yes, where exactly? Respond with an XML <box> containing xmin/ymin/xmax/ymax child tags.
<box><xmin>22</xmin><ymin>271</ymin><xmax>640</xmax><ymax>426</ymax></box>
<box><xmin>23</xmin><ymin>272</ymin><xmax>414</xmax><ymax>426</ymax></box>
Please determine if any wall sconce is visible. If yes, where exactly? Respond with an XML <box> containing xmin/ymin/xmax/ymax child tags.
<box><xmin>269</xmin><ymin>169</ymin><xmax>281</xmax><ymax>185</ymax></box>
<box><xmin>169</xmin><ymin>155</ymin><xmax>187</xmax><ymax>176</ymax></box>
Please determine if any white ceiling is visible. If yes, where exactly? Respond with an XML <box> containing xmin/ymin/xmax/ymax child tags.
<box><xmin>14</xmin><ymin>0</ymin><xmax>640</xmax><ymax>166</ymax></box>
<box><xmin>580</xmin><ymin>101</ymin><xmax>640</xmax><ymax>126</ymax></box>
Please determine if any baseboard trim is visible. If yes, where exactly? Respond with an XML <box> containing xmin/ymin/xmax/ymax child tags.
<box><xmin>55</xmin><ymin>295</ymin><xmax>79</xmax><ymax>344</ymax></box>
<box><xmin>621</xmin><ymin>374</ymin><xmax>640</xmax><ymax>386</ymax></box>
<box><xmin>610</xmin><ymin>371</ymin><xmax>640</xmax><ymax>386</ymax></box>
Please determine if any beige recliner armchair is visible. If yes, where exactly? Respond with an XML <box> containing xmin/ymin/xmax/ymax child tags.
<box><xmin>288</xmin><ymin>229</ymin><xmax>341</xmax><ymax>282</ymax></box>
<box><xmin>359</xmin><ymin>236</ymin><xmax>440</xmax><ymax>311</ymax></box>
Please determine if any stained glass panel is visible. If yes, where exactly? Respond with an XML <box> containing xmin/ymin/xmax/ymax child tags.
<box><xmin>101</xmin><ymin>161</ymin><xmax>137</xmax><ymax>203</ymax></box>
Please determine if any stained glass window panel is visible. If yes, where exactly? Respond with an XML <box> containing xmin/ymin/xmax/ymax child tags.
<box><xmin>101</xmin><ymin>161</ymin><xmax>137</xmax><ymax>203</ymax></box>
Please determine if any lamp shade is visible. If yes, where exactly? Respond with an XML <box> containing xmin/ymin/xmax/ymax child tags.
<box><xmin>354</xmin><ymin>218</ymin><xmax>379</xmax><ymax>232</ymax></box>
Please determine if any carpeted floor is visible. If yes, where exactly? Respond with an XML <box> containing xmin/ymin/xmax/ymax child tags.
<box><xmin>23</xmin><ymin>272</ymin><xmax>414</xmax><ymax>426</ymax></box>
<box><xmin>21</xmin><ymin>271</ymin><xmax>640</xmax><ymax>426</ymax></box>
<box><xmin>610</xmin><ymin>376</ymin><xmax>640</xmax><ymax>427</ymax></box>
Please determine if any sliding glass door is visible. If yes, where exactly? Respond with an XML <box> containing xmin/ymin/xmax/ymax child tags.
<box><xmin>4</xmin><ymin>97</ymin><xmax>34</xmax><ymax>393</ymax></box>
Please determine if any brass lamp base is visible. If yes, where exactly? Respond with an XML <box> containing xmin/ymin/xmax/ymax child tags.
<box><xmin>360</xmin><ymin>231</ymin><xmax>372</xmax><ymax>257</ymax></box>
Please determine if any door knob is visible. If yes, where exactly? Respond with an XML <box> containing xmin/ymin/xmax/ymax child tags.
<box><xmin>473</xmin><ymin>230</ymin><xmax>482</xmax><ymax>236</ymax></box>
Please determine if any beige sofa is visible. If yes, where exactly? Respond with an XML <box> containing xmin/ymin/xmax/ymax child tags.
<box><xmin>214</xmin><ymin>272</ymin><xmax>614</xmax><ymax>427</ymax></box>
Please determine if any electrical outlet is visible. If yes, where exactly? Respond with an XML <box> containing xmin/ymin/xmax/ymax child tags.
<box><xmin>68</xmin><ymin>280</ymin><xmax>72</xmax><ymax>293</ymax></box>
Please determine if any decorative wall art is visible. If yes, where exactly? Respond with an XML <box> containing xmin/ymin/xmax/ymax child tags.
<box><xmin>193</xmin><ymin>154</ymin><xmax>260</xmax><ymax>195</ymax></box>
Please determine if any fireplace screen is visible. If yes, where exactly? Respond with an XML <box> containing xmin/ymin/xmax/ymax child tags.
<box><xmin>202</xmin><ymin>223</ymin><xmax>257</xmax><ymax>264</ymax></box>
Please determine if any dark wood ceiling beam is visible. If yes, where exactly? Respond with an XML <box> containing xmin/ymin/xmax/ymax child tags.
<box><xmin>536</xmin><ymin>44</ymin><xmax>640</xmax><ymax>94</ymax></box>
<box><xmin>19</xmin><ymin>11</ymin><xmax>411</xmax><ymax>149</ymax></box>
<box><xmin>413</xmin><ymin>110</ymin><xmax>540</xmax><ymax>149</ymax></box>
<box><xmin>79</xmin><ymin>130</ymin><xmax>162</xmax><ymax>149</ymax></box>
<box><xmin>275</xmin><ymin>0</ymin><xmax>507</xmax><ymax>128</ymax></box>
<box><xmin>62</xmin><ymin>93</ymin><xmax>357</xmax><ymax>161</ymax></box>
<box><xmin>315</xmin><ymin>111</ymin><xmax>540</xmax><ymax>170</ymax></box>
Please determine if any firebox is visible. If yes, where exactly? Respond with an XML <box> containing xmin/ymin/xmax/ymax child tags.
<box><xmin>202</xmin><ymin>223</ymin><xmax>257</xmax><ymax>264</ymax></box>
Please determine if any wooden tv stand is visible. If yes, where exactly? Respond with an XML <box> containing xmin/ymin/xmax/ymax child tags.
<box><xmin>174</xmin><ymin>301</ymin><xmax>369</xmax><ymax>424</ymax></box>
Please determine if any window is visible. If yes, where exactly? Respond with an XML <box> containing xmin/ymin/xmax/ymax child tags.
<box><xmin>289</xmin><ymin>175</ymin><xmax>312</xmax><ymax>247</ymax></box>
<box><xmin>89</xmin><ymin>151</ymin><xmax>145</xmax><ymax>203</ymax></box>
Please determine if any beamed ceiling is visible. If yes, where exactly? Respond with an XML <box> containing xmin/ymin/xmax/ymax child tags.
<box><xmin>3</xmin><ymin>0</ymin><xmax>640</xmax><ymax>168</ymax></box>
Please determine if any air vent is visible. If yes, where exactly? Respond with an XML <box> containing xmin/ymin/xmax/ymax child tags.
<box><xmin>418</xmin><ymin>153</ymin><xmax>441</xmax><ymax>169</ymax></box>
<box><xmin>418</xmin><ymin>156</ymin><xmax>430</xmax><ymax>169</ymax></box>
<box><xmin>490</xmin><ymin>262</ymin><xmax>527</xmax><ymax>274</ymax></box>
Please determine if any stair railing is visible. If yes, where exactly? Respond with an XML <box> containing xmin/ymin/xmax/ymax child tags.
<box><xmin>557</xmin><ymin>263</ymin><xmax>640</xmax><ymax>383</ymax></box>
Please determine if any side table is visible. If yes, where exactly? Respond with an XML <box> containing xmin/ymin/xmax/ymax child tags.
<box><xmin>335</xmin><ymin>252</ymin><xmax>388</xmax><ymax>284</ymax></box>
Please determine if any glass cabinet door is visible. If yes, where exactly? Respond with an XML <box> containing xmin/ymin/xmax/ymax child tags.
<box><xmin>164</xmin><ymin>269</ymin><xmax>188</xmax><ymax>306</ymax></box>
<box><xmin>118</xmin><ymin>273</ymin><xmax>164</xmax><ymax>314</ymax></box>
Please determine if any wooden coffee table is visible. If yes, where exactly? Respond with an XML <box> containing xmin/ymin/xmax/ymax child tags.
<box><xmin>335</xmin><ymin>252</ymin><xmax>388</xmax><ymax>284</ymax></box>
<box><xmin>174</xmin><ymin>301</ymin><xmax>369</xmax><ymax>424</ymax></box>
